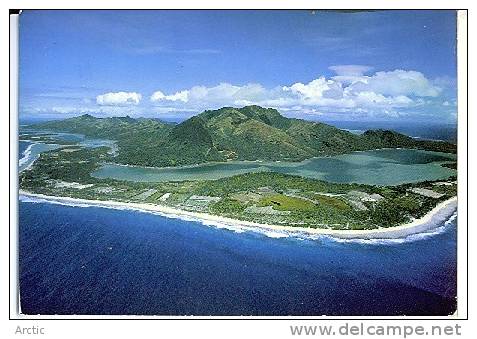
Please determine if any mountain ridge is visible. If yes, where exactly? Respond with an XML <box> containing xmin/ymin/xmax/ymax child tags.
<box><xmin>31</xmin><ymin>105</ymin><xmax>457</xmax><ymax>167</ymax></box>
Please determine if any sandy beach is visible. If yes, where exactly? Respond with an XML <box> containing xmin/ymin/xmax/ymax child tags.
<box><xmin>18</xmin><ymin>190</ymin><xmax>457</xmax><ymax>240</ymax></box>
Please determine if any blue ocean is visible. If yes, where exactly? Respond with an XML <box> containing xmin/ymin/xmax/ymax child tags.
<box><xmin>19</xmin><ymin>199</ymin><xmax>457</xmax><ymax>316</ymax></box>
<box><xmin>19</xmin><ymin>140</ymin><xmax>31</xmax><ymax>156</ymax></box>
<box><xmin>323</xmin><ymin>121</ymin><xmax>457</xmax><ymax>143</ymax></box>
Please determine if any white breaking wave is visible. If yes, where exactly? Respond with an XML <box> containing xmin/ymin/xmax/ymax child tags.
<box><xmin>323</xmin><ymin>212</ymin><xmax>457</xmax><ymax>245</ymax></box>
<box><xmin>18</xmin><ymin>143</ymin><xmax>35</xmax><ymax>167</ymax></box>
<box><xmin>19</xmin><ymin>195</ymin><xmax>93</xmax><ymax>208</ymax></box>
<box><xmin>19</xmin><ymin>194</ymin><xmax>292</xmax><ymax>238</ymax></box>
<box><xmin>19</xmin><ymin>194</ymin><xmax>456</xmax><ymax>244</ymax></box>
<box><xmin>201</xmin><ymin>220</ymin><xmax>247</xmax><ymax>233</ymax></box>
<box><xmin>445</xmin><ymin>211</ymin><xmax>458</xmax><ymax>225</ymax></box>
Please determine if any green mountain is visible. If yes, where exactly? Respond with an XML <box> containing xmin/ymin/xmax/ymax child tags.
<box><xmin>32</xmin><ymin>105</ymin><xmax>456</xmax><ymax>167</ymax></box>
<box><xmin>35</xmin><ymin>114</ymin><xmax>174</xmax><ymax>141</ymax></box>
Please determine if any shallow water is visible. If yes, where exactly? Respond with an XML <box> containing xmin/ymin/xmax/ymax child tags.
<box><xmin>18</xmin><ymin>198</ymin><xmax>457</xmax><ymax>316</ymax></box>
<box><xmin>18</xmin><ymin>142</ymin><xmax>63</xmax><ymax>172</ymax></box>
<box><xmin>18</xmin><ymin>129</ymin><xmax>117</xmax><ymax>171</ymax></box>
<box><xmin>92</xmin><ymin>149</ymin><xmax>456</xmax><ymax>186</ymax></box>
<box><xmin>19</xmin><ymin>128</ymin><xmax>456</xmax><ymax>186</ymax></box>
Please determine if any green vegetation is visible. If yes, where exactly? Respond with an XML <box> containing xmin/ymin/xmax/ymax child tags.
<box><xmin>21</xmin><ymin>105</ymin><xmax>457</xmax><ymax>231</ymax></box>
<box><xmin>19</xmin><ymin>134</ymin><xmax>76</xmax><ymax>145</ymax></box>
<box><xmin>19</xmin><ymin>146</ymin><xmax>457</xmax><ymax>230</ymax></box>
<box><xmin>313</xmin><ymin>194</ymin><xmax>351</xmax><ymax>211</ymax></box>
<box><xmin>20</xmin><ymin>146</ymin><xmax>109</xmax><ymax>186</ymax></box>
<box><xmin>257</xmin><ymin>194</ymin><xmax>317</xmax><ymax>212</ymax></box>
<box><xmin>31</xmin><ymin>105</ymin><xmax>457</xmax><ymax>167</ymax></box>
<box><xmin>209</xmin><ymin>198</ymin><xmax>246</xmax><ymax>215</ymax></box>
<box><xmin>192</xmin><ymin>172</ymin><xmax>375</xmax><ymax>196</ymax></box>
<box><xmin>33</xmin><ymin>114</ymin><xmax>176</xmax><ymax>166</ymax></box>
<box><xmin>367</xmin><ymin>199</ymin><xmax>412</xmax><ymax>226</ymax></box>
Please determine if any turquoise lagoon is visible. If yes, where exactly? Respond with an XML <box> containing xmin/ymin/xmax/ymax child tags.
<box><xmin>92</xmin><ymin>148</ymin><xmax>457</xmax><ymax>186</ymax></box>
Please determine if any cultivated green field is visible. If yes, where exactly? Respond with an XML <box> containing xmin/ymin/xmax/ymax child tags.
<box><xmin>19</xmin><ymin>144</ymin><xmax>457</xmax><ymax>230</ymax></box>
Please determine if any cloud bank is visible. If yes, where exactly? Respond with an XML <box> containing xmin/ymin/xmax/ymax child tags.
<box><xmin>96</xmin><ymin>92</ymin><xmax>142</xmax><ymax>106</ymax></box>
<box><xmin>148</xmin><ymin>66</ymin><xmax>443</xmax><ymax>118</ymax></box>
<box><xmin>24</xmin><ymin>66</ymin><xmax>454</xmax><ymax>122</ymax></box>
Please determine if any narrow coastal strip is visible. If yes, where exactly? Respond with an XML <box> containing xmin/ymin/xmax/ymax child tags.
<box><xmin>18</xmin><ymin>190</ymin><xmax>457</xmax><ymax>240</ymax></box>
<box><xmin>18</xmin><ymin>143</ymin><xmax>35</xmax><ymax>167</ymax></box>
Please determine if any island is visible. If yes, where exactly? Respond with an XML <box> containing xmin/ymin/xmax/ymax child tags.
<box><xmin>19</xmin><ymin>105</ymin><xmax>458</xmax><ymax>239</ymax></box>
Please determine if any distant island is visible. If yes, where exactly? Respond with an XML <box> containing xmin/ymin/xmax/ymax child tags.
<box><xmin>19</xmin><ymin>106</ymin><xmax>457</xmax><ymax>237</ymax></box>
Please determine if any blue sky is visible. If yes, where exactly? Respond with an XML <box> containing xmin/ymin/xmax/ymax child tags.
<box><xmin>19</xmin><ymin>10</ymin><xmax>457</xmax><ymax>123</ymax></box>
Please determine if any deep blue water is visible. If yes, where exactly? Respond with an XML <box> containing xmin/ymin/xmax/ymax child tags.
<box><xmin>324</xmin><ymin>121</ymin><xmax>457</xmax><ymax>143</ymax></box>
<box><xmin>19</xmin><ymin>141</ymin><xmax>31</xmax><ymax>157</ymax></box>
<box><xmin>19</xmin><ymin>199</ymin><xmax>457</xmax><ymax>316</ymax></box>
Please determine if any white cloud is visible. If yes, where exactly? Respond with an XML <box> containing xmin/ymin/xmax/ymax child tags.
<box><xmin>152</xmin><ymin>106</ymin><xmax>197</xmax><ymax>113</ymax></box>
<box><xmin>151</xmin><ymin>83</ymin><xmax>272</xmax><ymax>107</ymax></box>
<box><xmin>151</xmin><ymin>90</ymin><xmax>189</xmax><ymax>102</ymax></box>
<box><xmin>150</xmin><ymin>90</ymin><xmax>166</xmax><ymax>101</ymax></box>
<box><xmin>283</xmin><ymin>77</ymin><xmax>331</xmax><ymax>100</ymax></box>
<box><xmin>328</xmin><ymin>65</ymin><xmax>374</xmax><ymax>85</ymax></box>
<box><xmin>96</xmin><ymin>92</ymin><xmax>142</xmax><ymax>106</ymax></box>
<box><xmin>344</xmin><ymin>70</ymin><xmax>441</xmax><ymax>97</ymax></box>
<box><xmin>66</xmin><ymin>67</ymin><xmax>448</xmax><ymax>121</ymax></box>
<box><xmin>149</xmin><ymin>69</ymin><xmax>443</xmax><ymax>118</ymax></box>
<box><xmin>166</xmin><ymin>90</ymin><xmax>189</xmax><ymax>102</ymax></box>
<box><xmin>30</xmin><ymin>105</ymin><xmax>142</xmax><ymax>117</ymax></box>
<box><xmin>329</xmin><ymin>65</ymin><xmax>373</xmax><ymax>76</ymax></box>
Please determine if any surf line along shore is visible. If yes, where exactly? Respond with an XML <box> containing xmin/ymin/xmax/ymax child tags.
<box><xmin>18</xmin><ymin>190</ymin><xmax>457</xmax><ymax>240</ymax></box>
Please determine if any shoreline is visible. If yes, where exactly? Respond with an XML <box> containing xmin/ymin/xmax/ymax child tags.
<box><xmin>18</xmin><ymin>142</ymin><xmax>62</xmax><ymax>173</ymax></box>
<box><xmin>100</xmin><ymin>147</ymin><xmax>457</xmax><ymax>171</ymax></box>
<box><xmin>18</xmin><ymin>143</ymin><xmax>35</xmax><ymax>167</ymax></box>
<box><xmin>18</xmin><ymin>190</ymin><xmax>457</xmax><ymax>240</ymax></box>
